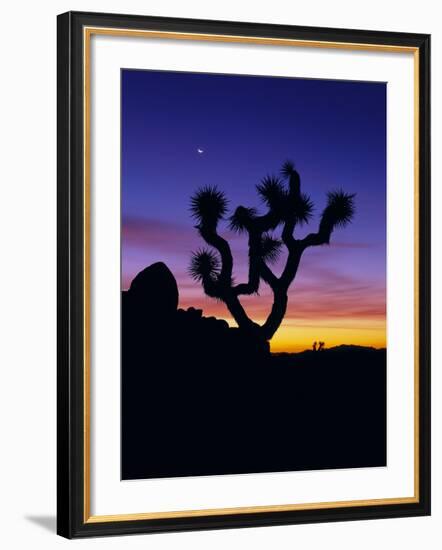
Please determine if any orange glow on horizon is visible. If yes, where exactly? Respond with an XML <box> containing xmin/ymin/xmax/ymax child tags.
<box><xmin>125</xmin><ymin>264</ymin><xmax>386</xmax><ymax>353</ymax></box>
<box><xmin>270</xmin><ymin>324</ymin><xmax>386</xmax><ymax>352</ymax></box>
<box><xmin>175</xmin><ymin>292</ymin><xmax>386</xmax><ymax>353</ymax></box>
<box><xmin>174</xmin><ymin>276</ymin><xmax>386</xmax><ymax>353</ymax></box>
<box><xmin>215</xmin><ymin>316</ymin><xmax>386</xmax><ymax>353</ymax></box>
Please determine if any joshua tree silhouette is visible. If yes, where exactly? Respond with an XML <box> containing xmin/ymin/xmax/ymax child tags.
<box><xmin>189</xmin><ymin>161</ymin><xmax>355</xmax><ymax>341</ymax></box>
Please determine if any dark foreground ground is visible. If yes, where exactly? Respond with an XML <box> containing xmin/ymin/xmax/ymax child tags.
<box><xmin>121</xmin><ymin>263</ymin><xmax>386</xmax><ymax>480</ymax></box>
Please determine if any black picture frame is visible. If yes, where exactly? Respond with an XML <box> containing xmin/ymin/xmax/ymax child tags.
<box><xmin>57</xmin><ymin>10</ymin><xmax>431</xmax><ymax>539</ymax></box>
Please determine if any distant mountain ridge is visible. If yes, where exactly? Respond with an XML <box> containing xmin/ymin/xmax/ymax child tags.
<box><xmin>274</xmin><ymin>344</ymin><xmax>386</xmax><ymax>357</ymax></box>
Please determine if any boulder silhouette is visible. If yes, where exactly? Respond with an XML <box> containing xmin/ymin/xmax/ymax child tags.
<box><xmin>127</xmin><ymin>262</ymin><xmax>178</xmax><ymax>317</ymax></box>
<box><xmin>124</xmin><ymin>262</ymin><xmax>270</xmax><ymax>357</ymax></box>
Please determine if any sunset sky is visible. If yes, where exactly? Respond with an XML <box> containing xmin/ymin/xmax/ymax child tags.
<box><xmin>121</xmin><ymin>69</ymin><xmax>386</xmax><ymax>352</ymax></box>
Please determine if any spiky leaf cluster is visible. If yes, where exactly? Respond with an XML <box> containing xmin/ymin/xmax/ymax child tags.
<box><xmin>190</xmin><ymin>186</ymin><xmax>228</xmax><ymax>226</ymax></box>
<box><xmin>260</xmin><ymin>234</ymin><xmax>283</xmax><ymax>264</ymax></box>
<box><xmin>282</xmin><ymin>161</ymin><xmax>301</xmax><ymax>198</ymax></box>
<box><xmin>322</xmin><ymin>190</ymin><xmax>356</xmax><ymax>229</ymax></box>
<box><xmin>189</xmin><ymin>248</ymin><xmax>220</xmax><ymax>282</ymax></box>
<box><xmin>256</xmin><ymin>176</ymin><xmax>287</xmax><ymax>213</ymax></box>
<box><xmin>292</xmin><ymin>192</ymin><xmax>314</xmax><ymax>225</ymax></box>
<box><xmin>229</xmin><ymin>206</ymin><xmax>257</xmax><ymax>233</ymax></box>
<box><xmin>280</xmin><ymin>160</ymin><xmax>296</xmax><ymax>178</ymax></box>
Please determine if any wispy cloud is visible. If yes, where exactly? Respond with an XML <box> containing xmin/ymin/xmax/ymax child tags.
<box><xmin>328</xmin><ymin>241</ymin><xmax>380</xmax><ymax>249</ymax></box>
<box><xmin>122</xmin><ymin>217</ymin><xmax>197</xmax><ymax>251</ymax></box>
<box><xmin>122</xmin><ymin>215</ymin><xmax>386</xmax><ymax>344</ymax></box>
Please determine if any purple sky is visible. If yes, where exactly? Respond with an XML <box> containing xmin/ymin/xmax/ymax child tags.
<box><xmin>121</xmin><ymin>69</ymin><xmax>386</xmax><ymax>350</ymax></box>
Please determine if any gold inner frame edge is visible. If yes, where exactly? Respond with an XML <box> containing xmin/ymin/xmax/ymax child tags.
<box><xmin>82</xmin><ymin>26</ymin><xmax>420</xmax><ymax>524</ymax></box>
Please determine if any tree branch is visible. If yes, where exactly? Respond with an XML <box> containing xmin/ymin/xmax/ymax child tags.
<box><xmin>233</xmin><ymin>229</ymin><xmax>261</xmax><ymax>296</ymax></box>
<box><xmin>259</xmin><ymin>260</ymin><xmax>279</xmax><ymax>290</ymax></box>
<box><xmin>300</xmin><ymin>230</ymin><xmax>330</xmax><ymax>249</ymax></box>
<box><xmin>301</xmin><ymin>190</ymin><xmax>355</xmax><ymax>249</ymax></box>
<box><xmin>198</xmin><ymin>224</ymin><xmax>233</xmax><ymax>286</ymax></box>
<box><xmin>279</xmin><ymin>247</ymin><xmax>303</xmax><ymax>290</ymax></box>
<box><xmin>232</xmin><ymin>211</ymin><xmax>283</xmax><ymax>296</ymax></box>
<box><xmin>281</xmin><ymin>218</ymin><xmax>296</xmax><ymax>249</ymax></box>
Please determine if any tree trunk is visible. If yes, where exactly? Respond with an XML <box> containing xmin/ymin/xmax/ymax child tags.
<box><xmin>225</xmin><ymin>294</ymin><xmax>259</xmax><ymax>333</ymax></box>
<box><xmin>261</xmin><ymin>289</ymin><xmax>288</xmax><ymax>340</ymax></box>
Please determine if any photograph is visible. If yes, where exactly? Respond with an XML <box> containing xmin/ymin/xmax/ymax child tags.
<box><xmin>0</xmin><ymin>1</ymin><xmax>437</xmax><ymax>547</ymax></box>
<box><xmin>55</xmin><ymin>11</ymin><xmax>430</xmax><ymax>538</ymax></box>
<box><xmin>121</xmin><ymin>69</ymin><xmax>387</xmax><ymax>480</ymax></box>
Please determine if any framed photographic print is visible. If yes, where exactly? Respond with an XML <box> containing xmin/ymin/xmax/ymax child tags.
<box><xmin>57</xmin><ymin>11</ymin><xmax>431</xmax><ymax>538</ymax></box>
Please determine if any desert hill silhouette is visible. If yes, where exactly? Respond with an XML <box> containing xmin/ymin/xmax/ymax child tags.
<box><xmin>122</xmin><ymin>262</ymin><xmax>386</xmax><ymax>480</ymax></box>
